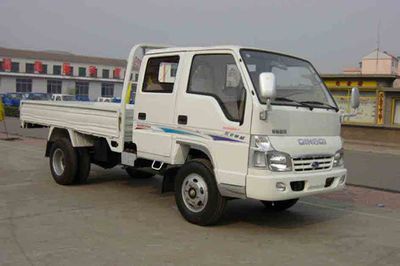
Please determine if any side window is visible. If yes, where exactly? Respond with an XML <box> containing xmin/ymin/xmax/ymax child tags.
<box><xmin>142</xmin><ymin>56</ymin><xmax>179</xmax><ymax>93</ymax></box>
<box><xmin>187</xmin><ymin>54</ymin><xmax>246</xmax><ymax>122</ymax></box>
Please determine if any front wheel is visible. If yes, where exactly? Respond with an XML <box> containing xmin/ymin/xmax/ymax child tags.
<box><xmin>175</xmin><ymin>159</ymin><xmax>226</xmax><ymax>226</ymax></box>
<box><xmin>260</xmin><ymin>199</ymin><xmax>299</xmax><ymax>212</ymax></box>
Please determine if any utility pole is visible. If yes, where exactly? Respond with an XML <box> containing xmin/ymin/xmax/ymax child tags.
<box><xmin>375</xmin><ymin>20</ymin><xmax>381</xmax><ymax>74</ymax></box>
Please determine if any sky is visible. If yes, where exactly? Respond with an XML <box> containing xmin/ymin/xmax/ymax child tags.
<box><xmin>0</xmin><ymin>0</ymin><xmax>399</xmax><ymax>73</ymax></box>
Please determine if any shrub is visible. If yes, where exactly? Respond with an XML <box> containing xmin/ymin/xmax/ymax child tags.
<box><xmin>4</xmin><ymin>106</ymin><xmax>20</xmax><ymax>117</ymax></box>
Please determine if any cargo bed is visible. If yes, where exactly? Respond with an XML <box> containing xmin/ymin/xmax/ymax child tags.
<box><xmin>20</xmin><ymin>100</ymin><xmax>134</xmax><ymax>142</ymax></box>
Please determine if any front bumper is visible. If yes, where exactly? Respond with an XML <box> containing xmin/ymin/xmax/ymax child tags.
<box><xmin>246</xmin><ymin>167</ymin><xmax>347</xmax><ymax>201</ymax></box>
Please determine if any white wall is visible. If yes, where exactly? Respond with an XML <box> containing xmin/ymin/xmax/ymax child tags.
<box><xmin>62</xmin><ymin>80</ymin><xmax>75</xmax><ymax>95</ymax></box>
<box><xmin>89</xmin><ymin>82</ymin><xmax>101</xmax><ymax>100</ymax></box>
<box><xmin>32</xmin><ymin>78</ymin><xmax>46</xmax><ymax>93</ymax></box>
<box><xmin>114</xmin><ymin>83</ymin><xmax>123</xmax><ymax>98</ymax></box>
<box><xmin>0</xmin><ymin>76</ymin><xmax>16</xmax><ymax>92</ymax></box>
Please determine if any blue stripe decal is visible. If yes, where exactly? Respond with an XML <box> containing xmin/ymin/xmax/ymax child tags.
<box><xmin>160</xmin><ymin>127</ymin><xmax>205</xmax><ymax>138</ymax></box>
<box><xmin>209</xmin><ymin>135</ymin><xmax>242</xmax><ymax>142</ymax></box>
<box><xmin>159</xmin><ymin>127</ymin><xmax>243</xmax><ymax>143</ymax></box>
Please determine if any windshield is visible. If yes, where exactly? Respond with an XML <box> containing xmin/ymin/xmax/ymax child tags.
<box><xmin>62</xmin><ymin>96</ymin><xmax>76</xmax><ymax>101</ymax></box>
<box><xmin>240</xmin><ymin>49</ymin><xmax>336</xmax><ymax>108</ymax></box>
<box><xmin>9</xmin><ymin>93</ymin><xmax>23</xmax><ymax>99</ymax></box>
<box><xmin>26</xmin><ymin>93</ymin><xmax>50</xmax><ymax>100</ymax></box>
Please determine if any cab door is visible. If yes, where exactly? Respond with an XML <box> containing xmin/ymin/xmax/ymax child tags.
<box><xmin>173</xmin><ymin>52</ymin><xmax>252</xmax><ymax>187</ymax></box>
<box><xmin>133</xmin><ymin>55</ymin><xmax>181</xmax><ymax>161</ymax></box>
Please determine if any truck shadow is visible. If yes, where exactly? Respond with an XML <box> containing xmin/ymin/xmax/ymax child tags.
<box><xmin>84</xmin><ymin>168</ymin><xmax>163</xmax><ymax>190</ymax></box>
<box><xmin>218</xmin><ymin>199</ymin><xmax>348</xmax><ymax>228</ymax></box>
<box><xmin>82</xmin><ymin>169</ymin><xmax>349</xmax><ymax>228</ymax></box>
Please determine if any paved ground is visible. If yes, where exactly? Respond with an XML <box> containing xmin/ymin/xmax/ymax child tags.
<box><xmin>1</xmin><ymin>135</ymin><xmax>400</xmax><ymax>265</ymax></box>
<box><xmin>2</xmin><ymin>117</ymin><xmax>400</xmax><ymax>192</ymax></box>
<box><xmin>345</xmin><ymin>150</ymin><xmax>400</xmax><ymax>192</ymax></box>
<box><xmin>0</xmin><ymin>118</ymin><xmax>48</xmax><ymax>139</ymax></box>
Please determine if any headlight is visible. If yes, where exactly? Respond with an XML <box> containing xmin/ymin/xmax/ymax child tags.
<box><xmin>267</xmin><ymin>151</ymin><xmax>292</xmax><ymax>172</ymax></box>
<box><xmin>333</xmin><ymin>149</ymin><xmax>344</xmax><ymax>167</ymax></box>
<box><xmin>250</xmin><ymin>135</ymin><xmax>272</xmax><ymax>168</ymax></box>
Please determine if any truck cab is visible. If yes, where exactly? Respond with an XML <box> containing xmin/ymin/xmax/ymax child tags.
<box><xmin>20</xmin><ymin>44</ymin><xmax>360</xmax><ymax>225</ymax></box>
<box><xmin>133</xmin><ymin>46</ymin><xmax>352</xmax><ymax>192</ymax></box>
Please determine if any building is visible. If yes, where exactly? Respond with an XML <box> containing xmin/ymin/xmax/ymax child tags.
<box><xmin>322</xmin><ymin>74</ymin><xmax>400</xmax><ymax>128</ymax></box>
<box><xmin>361</xmin><ymin>49</ymin><xmax>399</xmax><ymax>75</ymax></box>
<box><xmin>0</xmin><ymin>47</ymin><xmax>126</xmax><ymax>100</ymax></box>
<box><xmin>321</xmin><ymin>48</ymin><xmax>400</xmax><ymax>129</ymax></box>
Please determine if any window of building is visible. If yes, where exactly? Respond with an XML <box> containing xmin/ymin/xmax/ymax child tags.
<box><xmin>142</xmin><ymin>56</ymin><xmax>180</xmax><ymax>93</ymax></box>
<box><xmin>187</xmin><ymin>54</ymin><xmax>246</xmax><ymax>122</ymax></box>
<box><xmin>102</xmin><ymin>69</ymin><xmax>109</xmax><ymax>79</ymax></box>
<box><xmin>0</xmin><ymin>61</ymin><xmax>3</xmax><ymax>72</ymax></box>
<box><xmin>42</xmin><ymin>64</ymin><xmax>48</xmax><ymax>74</ymax></box>
<box><xmin>129</xmin><ymin>83</ymin><xmax>137</xmax><ymax>104</ymax></box>
<box><xmin>69</xmin><ymin>66</ymin><xmax>74</xmax><ymax>76</ymax></box>
<box><xmin>53</xmin><ymin>65</ymin><xmax>61</xmax><ymax>75</ymax></box>
<box><xmin>393</xmin><ymin>99</ymin><xmax>400</xmax><ymax>125</ymax></box>
<box><xmin>79</xmin><ymin>67</ymin><xmax>86</xmax><ymax>77</ymax></box>
<box><xmin>11</xmin><ymin>62</ymin><xmax>19</xmax><ymax>72</ymax></box>
<box><xmin>47</xmin><ymin>80</ymin><xmax>62</xmax><ymax>94</ymax></box>
<box><xmin>16</xmin><ymin>78</ymin><xmax>32</xmax><ymax>92</ymax></box>
<box><xmin>101</xmin><ymin>83</ymin><xmax>114</xmax><ymax>97</ymax></box>
<box><xmin>76</xmin><ymin>81</ymin><xmax>89</xmax><ymax>97</ymax></box>
<box><xmin>26</xmin><ymin>63</ymin><xmax>34</xmax><ymax>73</ymax></box>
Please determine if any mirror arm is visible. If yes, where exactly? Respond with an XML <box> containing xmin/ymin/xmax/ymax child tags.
<box><xmin>259</xmin><ymin>98</ymin><xmax>272</xmax><ymax>120</ymax></box>
<box><xmin>340</xmin><ymin>108</ymin><xmax>358</xmax><ymax>123</ymax></box>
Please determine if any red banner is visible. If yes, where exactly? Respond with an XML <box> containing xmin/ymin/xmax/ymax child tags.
<box><xmin>63</xmin><ymin>63</ymin><xmax>71</xmax><ymax>75</ymax></box>
<box><xmin>2</xmin><ymin>58</ymin><xmax>12</xmax><ymax>71</ymax></box>
<box><xmin>89</xmin><ymin>66</ymin><xmax>97</xmax><ymax>77</ymax></box>
<box><xmin>34</xmin><ymin>61</ymin><xmax>43</xmax><ymax>73</ymax></box>
<box><xmin>113</xmin><ymin>67</ymin><xmax>121</xmax><ymax>79</ymax></box>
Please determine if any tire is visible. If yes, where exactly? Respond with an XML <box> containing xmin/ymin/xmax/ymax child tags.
<box><xmin>174</xmin><ymin>158</ymin><xmax>226</xmax><ymax>226</ymax></box>
<box><xmin>260</xmin><ymin>199</ymin><xmax>298</xmax><ymax>212</ymax></box>
<box><xmin>125</xmin><ymin>167</ymin><xmax>155</xmax><ymax>179</ymax></box>
<box><xmin>74</xmin><ymin>148</ymin><xmax>91</xmax><ymax>184</ymax></box>
<box><xmin>49</xmin><ymin>138</ymin><xmax>78</xmax><ymax>185</ymax></box>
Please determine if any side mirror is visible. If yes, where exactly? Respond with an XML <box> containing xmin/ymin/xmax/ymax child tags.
<box><xmin>259</xmin><ymin>72</ymin><xmax>276</xmax><ymax>120</ymax></box>
<box><xmin>259</xmin><ymin>72</ymin><xmax>276</xmax><ymax>101</ymax></box>
<box><xmin>350</xmin><ymin>87</ymin><xmax>360</xmax><ymax>109</ymax></box>
<box><xmin>341</xmin><ymin>87</ymin><xmax>360</xmax><ymax>122</ymax></box>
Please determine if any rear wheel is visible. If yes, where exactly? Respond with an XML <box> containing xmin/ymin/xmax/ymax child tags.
<box><xmin>49</xmin><ymin>138</ymin><xmax>77</xmax><ymax>185</ymax></box>
<box><xmin>125</xmin><ymin>167</ymin><xmax>154</xmax><ymax>179</ymax></box>
<box><xmin>175</xmin><ymin>159</ymin><xmax>226</xmax><ymax>226</ymax></box>
<box><xmin>260</xmin><ymin>199</ymin><xmax>298</xmax><ymax>212</ymax></box>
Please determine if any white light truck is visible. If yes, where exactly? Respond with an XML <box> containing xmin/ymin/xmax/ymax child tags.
<box><xmin>20</xmin><ymin>44</ymin><xmax>360</xmax><ymax>225</ymax></box>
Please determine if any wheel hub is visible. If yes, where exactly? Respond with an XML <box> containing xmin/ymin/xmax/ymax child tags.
<box><xmin>52</xmin><ymin>148</ymin><xmax>65</xmax><ymax>176</ymax></box>
<box><xmin>189</xmin><ymin>188</ymin><xmax>197</xmax><ymax>198</ymax></box>
<box><xmin>181</xmin><ymin>174</ymin><xmax>208</xmax><ymax>213</ymax></box>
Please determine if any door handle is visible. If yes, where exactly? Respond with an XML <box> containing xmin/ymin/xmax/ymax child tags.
<box><xmin>178</xmin><ymin>115</ymin><xmax>188</xmax><ymax>125</ymax></box>
<box><xmin>138</xmin><ymin>112</ymin><xmax>146</xmax><ymax>120</ymax></box>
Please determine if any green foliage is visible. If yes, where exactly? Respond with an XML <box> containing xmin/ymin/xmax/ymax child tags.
<box><xmin>4</xmin><ymin>106</ymin><xmax>20</xmax><ymax>117</ymax></box>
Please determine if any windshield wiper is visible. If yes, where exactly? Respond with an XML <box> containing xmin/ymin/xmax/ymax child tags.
<box><xmin>300</xmin><ymin>101</ymin><xmax>339</xmax><ymax>112</ymax></box>
<box><xmin>274</xmin><ymin>97</ymin><xmax>314</xmax><ymax>110</ymax></box>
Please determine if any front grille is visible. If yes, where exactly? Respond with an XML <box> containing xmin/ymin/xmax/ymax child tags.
<box><xmin>292</xmin><ymin>155</ymin><xmax>333</xmax><ymax>172</ymax></box>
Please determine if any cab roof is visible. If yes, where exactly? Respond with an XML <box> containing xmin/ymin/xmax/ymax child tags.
<box><xmin>145</xmin><ymin>45</ymin><xmax>307</xmax><ymax>62</ymax></box>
